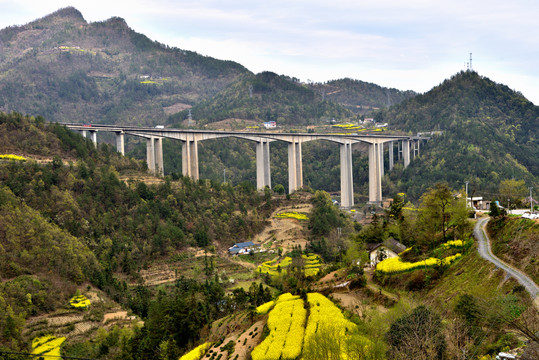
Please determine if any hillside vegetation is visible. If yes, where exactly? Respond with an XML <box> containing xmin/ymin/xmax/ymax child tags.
<box><xmin>487</xmin><ymin>216</ymin><xmax>539</xmax><ymax>284</ymax></box>
<box><xmin>0</xmin><ymin>113</ymin><xmax>537</xmax><ymax>360</ymax></box>
<box><xmin>308</xmin><ymin>78</ymin><xmax>416</xmax><ymax>114</ymax></box>
<box><xmin>0</xmin><ymin>112</ymin><xmax>281</xmax><ymax>354</ymax></box>
<box><xmin>377</xmin><ymin>71</ymin><xmax>539</xmax><ymax>199</ymax></box>
<box><xmin>0</xmin><ymin>7</ymin><xmax>248</xmax><ymax>125</ymax></box>
<box><xmin>171</xmin><ymin>72</ymin><xmax>364</xmax><ymax>126</ymax></box>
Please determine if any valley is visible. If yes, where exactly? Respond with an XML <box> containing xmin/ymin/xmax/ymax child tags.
<box><xmin>0</xmin><ymin>6</ymin><xmax>538</xmax><ymax>360</ymax></box>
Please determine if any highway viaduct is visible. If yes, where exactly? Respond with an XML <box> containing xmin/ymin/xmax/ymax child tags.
<box><xmin>63</xmin><ymin>123</ymin><xmax>426</xmax><ymax>208</ymax></box>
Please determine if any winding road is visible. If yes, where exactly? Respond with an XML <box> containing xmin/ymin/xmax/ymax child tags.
<box><xmin>474</xmin><ymin>217</ymin><xmax>539</xmax><ymax>307</ymax></box>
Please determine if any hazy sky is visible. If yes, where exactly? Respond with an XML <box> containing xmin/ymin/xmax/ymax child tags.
<box><xmin>1</xmin><ymin>0</ymin><xmax>539</xmax><ymax>104</ymax></box>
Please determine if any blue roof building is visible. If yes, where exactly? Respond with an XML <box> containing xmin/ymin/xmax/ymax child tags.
<box><xmin>228</xmin><ymin>241</ymin><xmax>256</xmax><ymax>255</ymax></box>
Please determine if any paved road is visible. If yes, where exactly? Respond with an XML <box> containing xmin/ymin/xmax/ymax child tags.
<box><xmin>474</xmin><ymin>217</ymin><xmax>539</xmax><ymax>304</ymax></box>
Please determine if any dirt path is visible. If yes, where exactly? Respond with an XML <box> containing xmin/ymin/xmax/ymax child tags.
<box><xmin>364</xmin><ymin>268</ymin><xmax>399</xmax><ymax>302</ymax></box>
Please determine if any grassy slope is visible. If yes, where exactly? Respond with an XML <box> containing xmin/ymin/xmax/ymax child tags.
<box><xmin>487</xmin><ymin>217</ymin><xmax>539</xmax><ymax>285</ymax></box>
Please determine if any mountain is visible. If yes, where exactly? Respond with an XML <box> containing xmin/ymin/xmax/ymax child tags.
<box><xmin>168</xmin><ymin>72</ymin><xmax>417</xmax><ymax>126</ymax></box>
<box><xmin>169</xmin><ymin>71</ymin><xmax>357</xmax><ymax>126</ymax></box>
<box><xmin>0</xmin><ymin>8</ymin><xmax>415</xmax><ymax>128</ymax></box>
<box><xmin>375</xmin><ymin>71</ymin><xmax>539</xmax><ymax>198</ymax></box>
<box><xmin>308</xmin><ymin>78</ymin><xmax>416</xmax><ymax>115</ymax></box>
<box><xmin>0</xmin><ymin>7</ymin><xmax>249</xmax><ymax>125</ymax></box>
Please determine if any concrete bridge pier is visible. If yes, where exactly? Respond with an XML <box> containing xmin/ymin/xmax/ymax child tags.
<box><xmin>81</xmin><ymin>130</ymin><xmax>88</xmax><ymax>138</ymax></box>
<box><xmin>182</xmin><ymin>135</ymin><xmax>199</xmax><ymax>180</ymax></box>
<box><xmin>256</xmin><ymin>139</ymin><xmax>271</xmax><ymax>189</ymax></box>
<box><xmin>340</xmin><ymin>140</ymin><xmax>354</xmax><ymax>208</ymax></box>
<box><xmin>155</xmin><ymin>137</ymin><xmax>164</xmax><ymax>176</ymax></box>
<box><xmin>379</xmin><ymin>142</ymin><xmax>385</xmax><ymax>177</ymax></box>
<box><xmin>146</xmin><ymin>137</ymin><xmax>155</xmax><ymax>174</ymax></box>
<box><xmin>389</xmin><ymin>141</ymin><xmax>394</xmax><ymax>171</ymax></box>
<box><xmin>368</xmin><ymin>142</ymin><xmax>383</xmax><ymax>204</ymax></box>
<box><xmin>90</xmin><ymin>130</ymin><xmax>97</xmax><ymax>148</ymax></box>
<box><xmin>287</xmin><ymin>139</ymin><xmax>303</xmax><ymax>194</ymax></box>
<box><xmin>145</xmin><ymin>137</ymin><xmax>164</xmax><ymax>176</ymax></box>
<box><xmin>397</xmin><ymin>140</ymin><xmax>402</xmax><ymax>161</ymax></box>
<box><xmin>115</xmin><ymin>131</ymin><xmax>125</xmax><ymax>155</ymax></box>
<box><xmin>403</xmin><ymin>140</ymin><xmax>410</xmax><ymax>168</ymax></box>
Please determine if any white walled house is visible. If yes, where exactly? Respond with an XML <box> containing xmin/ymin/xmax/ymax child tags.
<box><xmin>366</xmin><ymin>238</ymin><xmax>407</xmax><ymax>267</ymax></box>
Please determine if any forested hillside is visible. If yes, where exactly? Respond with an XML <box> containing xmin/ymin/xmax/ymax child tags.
<box><xmin>0</xmin><ymin>7</ymin><xmax>415</xmax><ymax>128</ymax></box>
<box><xmin>169</xmin><ymin>71</ymin><xmax>356</xmax><ymax>126</ymax></box>
<box><xmin>308</xmin><ymin>78</ymin><xmax>416</xmax><ymax>115</ymax></box>
<box><xmin>0</xmin><ymin>112</ymin><xmax>277</xmax><ymax>353</ymax></box>
<box><xmin>1</xmin><ymin>113</ymin><xmax>536</xmax><ymax>360</ymax></box>
<box><xmin>376</xmin><ymin>71</ymin><xmax>539</xmax><ymax>199</ymax></box>
<box><xmin>0</xmin><ymin>7</ymin><xmax>248</xmax><ymax>125</ymax></box>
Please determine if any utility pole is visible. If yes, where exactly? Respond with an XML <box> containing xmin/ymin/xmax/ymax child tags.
<box><xmin>529</xmin><ymin>187</ymin><xmax>534</xmax><ymax>213</ymax></box>
<box><xmin>465</xmin><ymin>181</ymin><xmax>469</xmax><ymax>208</ymax></box>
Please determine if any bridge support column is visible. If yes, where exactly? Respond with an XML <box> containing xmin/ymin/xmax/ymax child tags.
<box><xmin>115</xmin><ymin>131</ymin><xmax>125</xmax><ymax>155</ymax></box>
<box><xmin>389</xmin><ymin>141</ymin><xmax>394</xmax><ymax>171</ymax></box>
<box><xmin>90</xmin><ymin>131</ymin><xmax>97</xmax><ymax>148</ymax></box>
<box><xmin>397</xmin><ymin>140</ymin><xmax>402</xmax><ymax>161</ymax></box>
<box><xmin>256</xmin><ymin>139</ymin><xmax>271</xmax><ymax>189</ymax></box>
<box><xmin>368</xmin><ymin>142</ymin><xmax>383</xmax><ymax>204</ymax></box>
<box><xmin>288</xmin><ymin>140</ymin><xmax>303</xmax><ymax>194</ymax></box>
<box><xmin>403</xmin><ymin>140</ymin><xmax>410</xmax><ymax>168</ymax></box>
<box><xmin>379</xmin><ymin>142</ymin><xmax>385</xmax><ymax>177</ymax></box>
<box><xmin>81</xmin><ymin>130</ymin><xmax>88</xmax><ymax>138</ymax></box>
<box><xmin>182</xmin><ymin>136</ymin><xmax>199</xmax><ymax>180</ymax></box>
<box><xmin>146</xmin><ymin>137</ymin><xmax>155</xmax><ymax>174</ymax></box>
<box><xmin>155</xmin><ymin>137</ymin><xmax>164</xmax><ymax>176</ymax></box>
<box><xmin>340</xmin><ymin>141</ymin><xmax>354</xmax><ymax>208</ymax></box>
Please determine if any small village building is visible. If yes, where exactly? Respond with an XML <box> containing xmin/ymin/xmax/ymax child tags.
<box><xmin>466</xmin><ymin>197</ymin><xmax>491</xmax><ymax>210</ymax></box>
<box><xmin>366</xmin><ymin>238</ymin><xmax>407</xmax><ymax>267</ymax></box>
<box><xmin>228</xmin><ymin>241</ymin><xmax>258</xmax><ymax>255</ymax></box>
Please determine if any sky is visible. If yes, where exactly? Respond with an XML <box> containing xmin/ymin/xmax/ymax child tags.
<box><xmin>1</xmin><ymin>0</ymin><xmax>539</xmax><ymax>104</ymax></box>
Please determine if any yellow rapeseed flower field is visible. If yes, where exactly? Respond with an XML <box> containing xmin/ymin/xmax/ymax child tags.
<box><xmin>32</xmin><ymin>335</ymin><xmax>65</xmax><ymax>359</ymax></box>
<box><xmin>252</xmin><ymin>298</ymin><xmax>306</xmax><ymax>360</ymax></box>
<box><xmin>273</xmin><ymin>211</ymin><xmax>309</xmax><ymax>220</ymax></box>
<box><xmin>179</xmin><ymin>342</ymin><xmax>212</xmax><ymax>360</ymax></box>
<box><xmin>376</xmin><ymin>253</ymin><xmax>462</xmax><ymax>274</ymax></box>
<box><xmin>257</xmin><ymin>254</ymin><xmax>321</xmax><ymax>277</ymax></box>
<box><xmin>0</xmin><ymin>154</ymin><xmax>26</xmax><ymax>161</ymax></box>
<box><xmin>69</xmin><ymin>294</ymin><xmax>91</xmax><ymax>309</ymax></box>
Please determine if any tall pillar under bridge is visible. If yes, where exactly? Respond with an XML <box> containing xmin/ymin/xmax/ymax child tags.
<box><xmin>287</xmin><ymin>139</ymin><xmax>303</xmax><ymax>194</ymax></box>
<box><xmin>368</xmin><ymin>142</ymin><xmax>383</xmax><ymax>204</ymax></box>
<box><xmin>145</xmin><ymin>136</ymin><xmax>164</xmax><ymax>176</ymax></box>
<box><xmin>388</xmin><ymin>141</ymin><xmax>394</xmax><ymax>171</ymax></box>
<box><xmin>115</xmin><ymin>131</ymin><xmax>125</xmax><ymax>155</ymax></box>
<box><xmin>340</xmin><ymin>140</ymin><xmax>354</xmax><ymax>208</ymax></box>
<box><xmin>62</xmin><ymin>124</ymin><xmax>415</xmax><ymax>207</ymax></box>
<box><xmin>182</xmin><ymin>134</ymin><xmax>199</xmax><ymax>180</ymax></box>
<box><xmin>256</xmin><ymin>138</ymin><xmax>272</xmax><ymax>189</ymax></box>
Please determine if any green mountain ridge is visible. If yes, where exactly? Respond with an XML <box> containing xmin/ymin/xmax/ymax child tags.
<box><xmin>309</xmin><ymin>78</ymin><xmax>416</xmax><ymax>114</ymax></box>
<box><xmin>0</xmin><ymin>7</ymin><xmax>414</xmax><ymax>128</ymax></box>
<box><xmin>0</xmin><ymin>7</ymin><xmax>249</xmax><ymax>125</ymax></box>
<box><xmin>377</xmin><ymin>71</ymin><xmax>538</xmax><ymax>198</ymax></box>
<box><xmin>169</xmin><ymin>71</ymin><xmax>355</xmax><ymax>126</ymax></box>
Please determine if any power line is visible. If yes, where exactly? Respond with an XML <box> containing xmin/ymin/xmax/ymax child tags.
<box><xmin>0</xmin><ymin>350</ymin><xmax>96</xmax><ymax>360</ymax></box>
